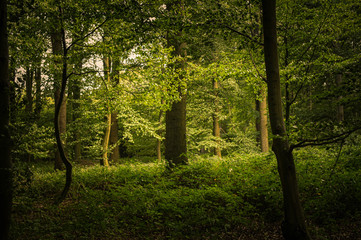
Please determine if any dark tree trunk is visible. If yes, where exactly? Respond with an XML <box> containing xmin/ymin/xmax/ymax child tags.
<box><xmin>54</xmin><ymin>90</ymin><xmax>67</xmax><ymax>170</ymax></box>
<box><xmin>109</xmin><ymin>112</ymin><xmax>120</xmax><ymax>162</ymax></box>
<box><xmin>165</xmin><ymin>91</ymin><xmax>187</xmax><ymax>167</ymax></box>
<box><xmin>109</xmin><ymin>58</ymin><xmax>120</xmax><ymax>162</ymax></box>
<box><xmin>53</xmin><ymin>7</ymin><xmax>72</xmax><ymax>204</ymax></box>
<box><xmin>157</xmin><ymin>103</ymin><xmax>163</xmax><ymax>162</ymax></box>
<box><xmin>262</xmin><ymin>1</ymin><xmax>311</xmax><ymax>239</ymax></box>
<box><xmin>101</xmin><ymin>56</ymin><xmax>111</xmax><ymax>167</ymax></box>
<box><xmin>9</xmin><ymin>57</ymin><xmax>16</xmax><ymax>121</ymax></box>
<box><xmin>164</xmin><ymin>2</ymin><xmax>188</xmax><ymax>167</ymax></box>
<box><xmin>25</xmin><ymin>67</ymin><xmax>33</xmax><ymax>114</ymax></box>
<box><xmin>34</xmin><ymin>66</ymin><xmax>42</xmax><ymax>119</ymax></box>
<box><xmin>0</xmin><ymin>1</ymin><xmax>12</xmax><ymax>239</ymax></box>
<box><xmin>212</xmin><ymin>78</ymin><xmax>221</xmax><ymax>158</ymax></box>
<box><xmin>51</xmin><ymin>29</ymin><xmax>66</xmax><ymax>171</ymax></box>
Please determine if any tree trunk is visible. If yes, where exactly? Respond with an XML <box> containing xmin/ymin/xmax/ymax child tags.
<box><xmin>109</xmin><ymin>58</ymin><xmax>120</xmax><ymax>162</ymax></box>
<box><xmin>51</xmin><ymin>29</ymin><xmax>66</xmax><ymax>171</ymax></box>
<box><xmin>9</xmin><ymin>57</ymin><xmax>16</xmax><ymax>122</ymax></box>
<box><xmin>71</xmin><ymin>63</ymin><xmax>82</xmax><ymax>162</ymax></box>
<box><xmin>25</xmin><ymin>67</ymin><xmax>33</xmax><ymax>114</ymax></box>
<box><xmin>255</xmin><ymin>99</ymin><xmax>261</xmax><ymax>143</ymax></box>
<box><xmin>259</xmin><ymin>86</ymin><xmax>269</xmax><ymax>152</ymax></box>
<box><xmin>54</xmin><ymin>89</ymin><xmax>67</xmax><ymax>170</ymax></box>
<box><xmin>164</xmin><ymin>2</ymin><xmax>188</xmax><ymax>167</ymax></box>
<box><xmin>157</xmin><ymin>104</ymin><xmax>163</xmax><ymax>162</ymax></box>
<box><xmin>164</xmin><ymin>55</ymin><xmax>187</xmax><ymax>166</ymax></box>
<box><xmin>213</xmin><ymin>78</ymin><xmax>222</xmax><ymax>158</ymax></box>
<box><xmin>109</xmin><ymin>112</ymin><xmax>120</xmax><ymax>162</ymax></box>
<box><xmin>101</xmin><ymin>57</ymin><xmax>111</xmax><ymax>167</ymax></box>
<box><xmin>0</xmin><ymin>0</ymin><xmax>12</xmax><ymax>238</ymax></box>
<box><xmin>102</xmin><ymin>112</ymin><xmax>111</xmax><ymax>167</ymax></box>
<box><xmin>262</xmin><ymin>1</ymin><xmax>311</xmax><ymax>239</ymax></box>
<box><xmin>34</xmin><ymin>66</ymin><xmax>42</xmax><ymax>119</ymax></box>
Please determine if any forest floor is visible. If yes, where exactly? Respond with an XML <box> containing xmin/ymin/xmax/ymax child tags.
<box><xmin>10</xmin><ymin>150</ymin><xmax>361</xmax><ymax>239</ymax></box>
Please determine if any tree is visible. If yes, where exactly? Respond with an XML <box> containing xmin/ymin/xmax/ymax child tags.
<box><xmin>261</xmin><ymin>0</ymin><xmax>311</xmax><ymax>239</ymax></box>
<box><xmin>50</xmin><ymin>15</ymin><xmax>67</xmax><ymax>171</ymax></box>
<box><xmin>212</xmin><ymin>78</ymin><xmax>222</xmax><ymax>158</ymax></box>
<box><xmin>0</xmin><ymin>0</ymin><xmax>12</xmax><ymax>239</ymax></box>
<box><xmin>164</xmin><ymin>1</ymin><xmax>188</xmax><ymax>167</ymax></box>
<box><xmin>257</xmin><ymin>85</ymin><xmax>269</xmax><ymax>152</ymax></box>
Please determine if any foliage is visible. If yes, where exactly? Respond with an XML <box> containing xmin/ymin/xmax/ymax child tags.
<box><xmin>11</xmin><ymin>149</ymin><xmax>361</xmax><ymax>239</ymax></box>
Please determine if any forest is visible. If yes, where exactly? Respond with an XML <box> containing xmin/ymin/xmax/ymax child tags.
<box><xmin>0</xmin><ymin>0</ymin><xmax>361</xmax><ymax>239</ymax></box>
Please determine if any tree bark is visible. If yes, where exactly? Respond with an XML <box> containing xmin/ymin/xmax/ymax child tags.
<box><xmin>25</xmin><ymin>67</ymin><xmax>33</xmax><ymax>114</ymax></box>
<box><xmin>109</xmin><ymin>58</ymin><xmax>120</xmax><ymax>162</ymax></box>
<box><xmin>164</xmin><ymin>2</ymin><xmax>188</xmax><ymax>167</ymax></box>
<box><xmin>262</xmin><ymin>1</ymin><xmax>311</xmax><ymax>239</ymax></box>
<box><xmin>71</xmin><ymin>62</ymin><xmax>82</xmax><ymax>162</ymax></box>
<box><xmin>48</xmin><ymin>5</ymin><xmax>73</xmax><ymax>204</ymax></box>
<box><xmin>51</xmin><ymin>29</ymin><xmax>66</xmax><ymax>170</ymax></box>
<box><xmin>212</xmin><ymin>78</ymin><xmax>222</xmax><ymax>158</ymax></box>
<box><xmin>9</xmin><ymin>57</ymin><xmax>16</xmax><ymax>121</ymax></box>
<box><xmin>164</xmin><ymin>44</ymin><xmax>187</xmax><ymax>167</ymax></box>
<box><xmin>0</xmin><ymin>0</ymin><xmax>12</xmax><ymax>238</ymax></box>
<box><xmin>34</xmin><ymin>66</ymin><xmax>42</xmax><ymax>119</ymax></box>
<box><xmin>101</xmin><ymin>57</ymin><xmax>111</xmax><ymax>167</ymax></box>
<box><xmin>54</xmin><ymin>90</ymin><xmax>67</xmax><ymax>170</ymax></box>
<box><xmin>157</xmin><ymin>104</ymin><xmax>163</xmax><ymax>162</ymax></box>
<box><xmin>109</xmin><ymin>112</ymin><xmax>120</xmax><ymax>162</ymax></box>
<box><xmin>255</xmin><ymin>99</ymin><xmax>261</xmax><ymax>142</ymax></box>
<box><xmin>259</xmin><ymin>86</ymin><xmax>269</xmax><ymax>152</ymax></box>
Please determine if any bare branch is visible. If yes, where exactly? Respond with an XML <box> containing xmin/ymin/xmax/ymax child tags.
<box><xmin>224</xmin><ymin>25</ymin><xmax>264</xmax><ymax>46</ymax></box>
<box><xmin>67</xmin><ymin>18</ymin><xmax>108</xmax><ymax>51</ymax></box>
<box><xmin>290</xmin><ymin>127</ymin><xmax>361</xmax><ymax>151</ymax></box>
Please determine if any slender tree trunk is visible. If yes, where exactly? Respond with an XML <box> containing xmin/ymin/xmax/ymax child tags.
<box><xmin>285</xmin><ymin>81</ymin><xmax>291</xmax><ymax>129</ymax></box>
<box><xmin>0</xmin><ymin>1</ymin><xmax>12</xmax><ymax>238</ymax></box>
<box><xmin>54</xmin><ymin>89</ymin><xmax>67</xmax><ymax>169</ymax></box>
<box><xmin>157</xmin><ymin>104</ymin><xmax>163</xmax><ymax>162</ymax></box>
<box><xmin>71</xmin><ymin>62</ymin><xmax>82</xmax><ymax>162</ymax></box>
<box><xmin>259</xmin><ymin>86</ymin><xmax>269</xmax><ymax>152</ymax></box>
<box><xmin>25</xmin><ymin>67</ymin><xmax>33</xmax><ymax>114</ymax></box>
<box><xmin>9</xmin><ymin>57</ymin><xmax>16</xmax><ymax>121</ymax></box>
<box><xmin>101</xmin><ymin>57</ymin><xmax>111</xmax><ymax>167</ymax></box>
<box><xmin>25</xmin><ymin>68</ymin><xmax>34</xmax><ymax>161</ymax></box>
<box><xmin>109</xmin><ymin>58</ymin><xmax>120</xmax><ymax>162</ymax></box>
<box><xmin>262</xmin><ymin>1</ymin><xmax>311</xmax><ymax>239</ymax></box>
<box><xmin>255</xmin><ymin>99</ymin><xmax>261</xmax><ymax>142</ymax></box>
<box><xmin>53</xmin><ymin>6</ymin><xmax>72</xmax><ymax>204</ymax></box>
<box><xmin>336</xmin><ymin>74</ymin><xmax>344</xmax><ymax>123</ymax></box>
<box><xmin>102</xmin><ymin>112</ymin><xmax>111</xmax><ymax>166</ymax></box>
<box><xmin>212</xmin><ymin>78</ymin><xmax>222</xmax><ymax>158</ymax></box>
<box><xmin>51</xmin><ymin>29</ymin><xmax>66</xmax><ymax>171</ymax></box>
<box><xmin>34</xmin><ymin>66</ymin><xmax>42</xmax><ymax>119</ymax></box>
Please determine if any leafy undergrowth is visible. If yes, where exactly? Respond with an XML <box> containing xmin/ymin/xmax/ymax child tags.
<box><xmin>10</xmin><ymin>148</ymin><xmax>361</xmax><ymax>239</ymax></box>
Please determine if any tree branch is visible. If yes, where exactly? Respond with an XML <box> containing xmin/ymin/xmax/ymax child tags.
<box><xmin>66</xmin><ymin>18</ymin><xmax>108</xmax><ymax>52</ymax></box>
<box><xmin>290</xmin><ymin>127</ymin><xmax>361</xmax><ymax>151</ymax></box>
<box><xmin>224</xmin><ymin>25</ymin><xmax>264</xmax><ymax>46</ymax></box>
